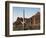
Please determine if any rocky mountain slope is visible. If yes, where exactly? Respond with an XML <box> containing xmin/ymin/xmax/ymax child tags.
<box><xmin>13</xmin><ymin>12</ymin><xmax>40</xmax><ymax>31</ymax></box>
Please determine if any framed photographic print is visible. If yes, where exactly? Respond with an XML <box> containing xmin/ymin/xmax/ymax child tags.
<box><xmin>5</xmin><ymin>1</ymin><xmax>45</xmax><ymax>37</ymax></box>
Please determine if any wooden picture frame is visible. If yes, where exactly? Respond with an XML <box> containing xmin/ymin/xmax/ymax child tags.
<box><xmin>5</xmin><ymin>1</ymin><xmax>45</xmax><ymax>37</ymax></box>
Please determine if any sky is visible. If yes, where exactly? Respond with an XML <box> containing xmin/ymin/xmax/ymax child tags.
<box><xmin>13</xmin><ymin>7</ymin><xmax>40</xmax><ymax>22</ymax></box>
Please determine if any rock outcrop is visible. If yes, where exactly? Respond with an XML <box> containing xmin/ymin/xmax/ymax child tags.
<box><xmin>13</xmin><ymin>12</ymin><xmax>40</xmax><ymax>31</ymax></box>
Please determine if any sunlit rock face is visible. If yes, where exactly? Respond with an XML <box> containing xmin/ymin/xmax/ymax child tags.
<box><xmin>13</xmin><ymin>12</ymin><xmax>40</xmax><ymax>31</ymax></box>
<box><xmin>31</xmin><ymin>12</ymin><xmax>40</xmax><ymax>29</ymax></box>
